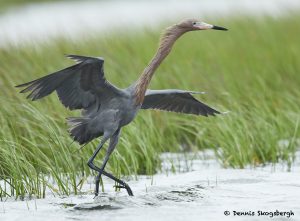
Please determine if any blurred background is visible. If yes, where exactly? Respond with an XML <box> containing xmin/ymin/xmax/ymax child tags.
<box><xmin>0</xmin><ymin>0</ymin><xmax>300</xmax><ymax>199</ymax></box>
<box><xmin>0</xmin><ymin>0</ymin><xmax>300</xmax><ymax>46</ymax></box>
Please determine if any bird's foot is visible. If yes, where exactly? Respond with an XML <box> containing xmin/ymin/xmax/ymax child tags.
<box><xmin>93</xmin><ymin>193</ymin><xmax>98</xmax><ymax>199</ymax></box>
<box><xmin>114</xmin><ymin>183</ymin><xmax>134</xmax><ymax>196</ymax></box>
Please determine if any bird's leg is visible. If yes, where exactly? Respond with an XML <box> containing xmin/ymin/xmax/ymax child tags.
<box><xmin>102</xmin><ymin>170</ymin><xmax>133</xmax><ymax>196</ymax></box>
<box><xmin>86</xmin><ymin>130</ymin><xmax>133</xmax><ymax>196</ymax></box>
<box><xmin>87</xmin><ymin>135</ymin><xmax>110</xmax><ymax>171</ymax></box>
<box><xmin>88</xmin><ymin>166</ymin><xmax>133</xmax><ymax>196</ymax></box>
<box><xmin>87</xmin><ymin>134</ymin><xmax>110</xmax><ymax>191</ymax></box>
<box><xmin>94</xmin><ymin>129</ymin><xmax>121</xmax><ymax>196</ymax></box>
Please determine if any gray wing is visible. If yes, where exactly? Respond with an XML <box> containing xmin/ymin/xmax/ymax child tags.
<box><xmin>16</xmin><ymin>55</ymin><xmax>122</xmax><ymax>110</ymax></box>
<box><xmin>141</xmin><ymin>89</ymin><xmax>220</xmax><ymax>116</ymax></box>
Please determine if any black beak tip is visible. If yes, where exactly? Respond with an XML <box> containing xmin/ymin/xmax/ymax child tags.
<box><xmin>212</xmin><ymin>25</ymin><xmax>228</xmax><ymax>31</ymax></box>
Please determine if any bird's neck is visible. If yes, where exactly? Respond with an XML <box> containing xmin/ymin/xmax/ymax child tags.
<box><xmin>134</xmin><ymin>26</ymin><xmax>185</xmax><ymax>105</ymax></box>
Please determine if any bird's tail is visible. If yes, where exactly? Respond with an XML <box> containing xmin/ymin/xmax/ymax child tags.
<box><xmin>67</xmin><ymin>117</ymin><xmax>103</xmax><ymax>145</ymax></box>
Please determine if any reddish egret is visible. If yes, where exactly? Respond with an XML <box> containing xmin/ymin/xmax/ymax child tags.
<box><xmin>16</xmin><ymin>19</ymin><xmax>227</xmax><ymax>196</ymax></box>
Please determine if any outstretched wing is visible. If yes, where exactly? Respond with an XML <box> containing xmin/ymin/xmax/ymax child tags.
<box><xmin>16</xmin><ymin>55</ymin><xmax>122</xmax><ymax>110</ymax></box>
<box><xmin>141</xmin><ymin>89</ymin><xmax>220</xmax><ymax>116</ymax></box>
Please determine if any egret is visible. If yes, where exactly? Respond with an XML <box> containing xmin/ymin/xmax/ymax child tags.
<box><xmin>16</xmin><ymin>19</ymin><xmax>227</xmax><ymax>196</ymax></box>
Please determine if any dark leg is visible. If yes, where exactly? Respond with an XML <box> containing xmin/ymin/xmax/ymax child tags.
<box><xmin>86</xmin><ymin>130</ymin><xmax>134</xmax><ymax>196</ymax></box>
<box><xmin>87</xmin><ymin>134</ymin><xmax>110</xmax><ymax>196</ymax></box>
<box><xmin>87</xmin><ymin>134</ymin><xmax>110</xmax><ymax>172</ymax></box>
<box><xmin>102</xmin><ymin>170</ymin><xmax>133</xmax><ymax>196</ymax></box>
<box><xmin>88</xmin><ymin>164</ymin><xmax>133</xmax><ymax>196</ymax></box>
<box><xmin>94</xmin><ymin>129</ymin><xmax>121</xmax><ymax>196</ymax></box>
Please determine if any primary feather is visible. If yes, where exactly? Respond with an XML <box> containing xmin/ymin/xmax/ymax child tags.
<box><xmin>141</xmin><ymin>89</ymin><xmax>220</xmax><ymax>116</ymax></box>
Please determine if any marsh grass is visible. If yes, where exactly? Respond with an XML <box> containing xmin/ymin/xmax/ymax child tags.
<box><xmin>0</xmin><ymin>15</ymin><xmax>300</xmax><ymax>198</ymax></box>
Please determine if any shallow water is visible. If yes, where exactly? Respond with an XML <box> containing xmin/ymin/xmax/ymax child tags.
<box><xmin>1</xmin><ymin>0</ymin><xmax>300</xmax><ymax>47</ymax></box>
<box><xmin>1</xmin><ymin>150</ymin><xmax>299</xmax><ymax>221</ymax></box>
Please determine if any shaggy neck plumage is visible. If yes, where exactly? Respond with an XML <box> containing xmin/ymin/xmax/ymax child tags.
<box><xmin>134</xmin><ymin>25</ymin><xmax>186</xmax><ymax>105</ymax></box>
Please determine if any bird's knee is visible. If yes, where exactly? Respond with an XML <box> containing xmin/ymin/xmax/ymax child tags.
<box><xmin>87</xmin><ymin>160</ymin><xmax>94</xmax><ymax>169</ymax></box>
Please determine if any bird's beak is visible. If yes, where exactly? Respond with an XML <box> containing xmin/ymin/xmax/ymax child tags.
<box><xmin>212</xmin><ymin>25</ymin><xmax>228</xmax><ymax>31</ymax></box>
<box><xmin>193</xmin><ymin>22</ymin><xmax>228</xmax><ymax>31</ymax></box>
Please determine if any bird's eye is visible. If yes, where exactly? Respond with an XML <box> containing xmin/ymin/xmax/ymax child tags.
<box><xmin>192</xmin><ymin>22</ymin><xmax>197</xmax><ymax>25</ymax></box>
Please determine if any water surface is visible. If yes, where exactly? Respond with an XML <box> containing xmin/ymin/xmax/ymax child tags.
<box><xmin>1</xmin><ymin>150</ymin><xmax>299</xmax><ymax>221</ymax></box>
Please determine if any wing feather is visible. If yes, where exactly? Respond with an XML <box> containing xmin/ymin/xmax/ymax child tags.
<box><xmin>16</xmin><ymin>55</ymin><xmax>122</xmax><ymax>110</ymax></box>
<box><xmin>141</xmin><ymin>89</ymin><xmax>220</xmax><ymax>117</ymax></box>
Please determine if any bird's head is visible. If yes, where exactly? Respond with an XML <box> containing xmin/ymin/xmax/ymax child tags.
<box><xmin>176</xmin><ymin>18</ymin><xmax>228</xmax><ymax>32</ymax></box>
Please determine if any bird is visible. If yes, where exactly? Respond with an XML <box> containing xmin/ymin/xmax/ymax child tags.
<box><xmin>16</xmin><ymin>19</ymin><xmax>227</xmax><ymax>197</ymax></box>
